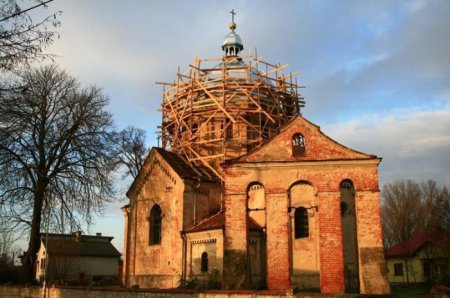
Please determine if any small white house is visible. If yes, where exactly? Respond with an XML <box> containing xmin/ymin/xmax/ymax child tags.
<box><xmin>35</xmin><ymin>232</ymin><xmax>121</xmax><ymax>284</ymax></box>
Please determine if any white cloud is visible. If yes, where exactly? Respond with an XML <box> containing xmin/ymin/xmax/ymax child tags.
<box><xmin>322</xmin><ymin>106</ymin><xmax>450</xmax><ymax>186</ymax></box>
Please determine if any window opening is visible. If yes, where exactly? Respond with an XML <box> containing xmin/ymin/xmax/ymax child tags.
<box><xmin>294</xmin><ymin>207</ymin><xmax>309</xmax><ymax>238</ymax></box>
<box><xmin>394</xmin><ymin>263</ymin><xmax>403</xmax><ymax>276</ymax></box>
<box><xmin>292</xmin><ymin>133</ymin><xmax>306</xmax><ymax>157</ymax></box>
<box><xmin>149</xmin><ymin>204</ymin><xmax>162</xmax><ymax>245</ymax></box>
<box><xmin>201</xmin><ymin>252</ymin><xmax>208</xmax><ymax>272</ymax></box>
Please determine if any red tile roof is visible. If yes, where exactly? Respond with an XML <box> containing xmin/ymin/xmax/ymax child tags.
<box><xmin>184</xmin><ymin>211</ymin><xmax>263</xmax><ymax>233</ymax></box>
<box><xmin>385</xmin><ymin>228</ymin><xmax>450</xmax><ymax>258</ymax></box>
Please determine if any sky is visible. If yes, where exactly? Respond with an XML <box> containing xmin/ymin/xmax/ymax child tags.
<box><xmin>19</xmin><ymin>0</ymin><xmax>450</xmax><ymax>252</ymax></box>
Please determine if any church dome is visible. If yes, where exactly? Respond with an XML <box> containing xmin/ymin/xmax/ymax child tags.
<box><xmin>222</xmin><ymin>31</ymin><xmax>243</xmax><ymax>50</ymax></box>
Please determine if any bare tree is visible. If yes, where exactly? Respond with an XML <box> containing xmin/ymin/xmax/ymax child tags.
<box><xmin>0</xmin><ymin>65</ymin><xmax>117</xmax><ymax>282</ymax></box>
<box><xmin>114</xmin><ymin>127</ymin><xmax>148</xmax><ymax>179</ymax></box>
<box><xmin>381</xmin><ymin>180</ymin><xmax>423</xmax><ymax>248</ymax></box>
<box><xmin>51</xmin><ymin>255</ymin><xmax>79</xmax><ymax>284</ymax></box>
<box><xmin>0</xmin><ymin>0</ymin><xmax>61</xmax><ymax>71</ymax></box>
<box><xmin>381</xmin><ymin>179</ymin><xmax>450</xmax><ymax>248</ymax></box>
<box><xmin>0</xmin><ymin>216</ymin><xmax>20</xmax><ymax>257</ymax></box>
<box><xmin>438</xmin><ymin>186</ymin><xmax>450</xmax><ymax>230</ymax></box>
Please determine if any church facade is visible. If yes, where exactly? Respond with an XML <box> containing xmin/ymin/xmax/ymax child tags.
<box><xmin>122</xmin><ymin>18</ymin><xmax>390</xmax><ymax>294</ymax></box>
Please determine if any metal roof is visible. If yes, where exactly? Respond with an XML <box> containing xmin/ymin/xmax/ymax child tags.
<box><xmin>222</xmin><ymin>31</ymin><xmax>244</xmax><ymax>50</ymax></box>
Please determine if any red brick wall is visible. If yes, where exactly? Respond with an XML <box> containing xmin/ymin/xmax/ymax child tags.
<box><xmin>266</xmin><ymin>193</ymin><xmax>290</xmax><ymax>290</ymax></box>
<box><xmin>223</xmin><ymin>193</ymin><xmax>248</xmax><ymax>289</ymax></box>
<box><xmin>239</xmin><ymin>116</ymin><xmax>375</xmax><ymax>163</ymax></box>
<box><xmin>223</xmin><ymin>160</ymin><xmax>382</xmax><ymax>292</ymax></box>
<box><xmin>318</xmin><ymin>192</ymin><xmax>345</xmax><ymax>293</ymax></box>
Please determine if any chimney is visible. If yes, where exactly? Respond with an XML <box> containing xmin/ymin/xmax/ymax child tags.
<box><xmin>73</xmin><ymin>231</ymin><xmax>82</xmax><ymax>241</ymax></box>
<box><xmin>96</xmin><ymin>232</ymin><xmax>102</xmax><ymax>237</ymax></box>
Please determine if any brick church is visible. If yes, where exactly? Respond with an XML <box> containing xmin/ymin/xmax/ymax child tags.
<box><xmin>122</xmin><ymin>15</ymin><xmax>390</xmax><ymax>294</ymax></box>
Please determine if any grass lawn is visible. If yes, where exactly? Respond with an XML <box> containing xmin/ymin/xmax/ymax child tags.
<box><xmin>390</xmin><ymin>284</ymin><xmax>430</xmax><ymax>296</ymax></box>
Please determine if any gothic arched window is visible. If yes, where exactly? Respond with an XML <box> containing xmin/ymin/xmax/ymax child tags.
<box><xmin>292</xmin><ymin>133</ymin><xmax>306</xmax><ymax>157</ymax></box>
<box><xmin>149</xmin><ymin>204</ymin><xmax>162</xmax><ymax>245</ymax></box>
<box><xmin>201</xmin><ymin>252</ymin><xmax>208</xmax><ymax>272</ymax></box>
<box><xmin>294</xmin><ymin>207</ymin><xmax>309</xmax><ymax>238</ymax></box>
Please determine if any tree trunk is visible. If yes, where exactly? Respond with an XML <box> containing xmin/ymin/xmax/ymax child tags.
<box><xmin>21</xmin><ymin>186</ymin><xmax>45</xmax><ymax>283</ymax></box>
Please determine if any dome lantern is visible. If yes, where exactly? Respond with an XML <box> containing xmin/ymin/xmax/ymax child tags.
<box><xmin>222</xmin><ymin>9</ymin><xmax>243</xmax><ymax>57</ymax></box>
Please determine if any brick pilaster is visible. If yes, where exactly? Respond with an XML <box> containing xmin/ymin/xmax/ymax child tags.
<box><xmin>356</xmin><ymin>191</ymin><xmax>390</xmax><ymax>294</ymax></box>
<box><xmin>318</xmin><ymin>192</ymin><xmax>345</xmax><ymax>293</ymax></box>
<box><xmin>265</xmin><ymin>192</ymin><xmax>290</xmax><ymax>290</ymax></box>
<box><xmin>223</xmin><ymin>192</ymin><xmax>247</xmax><ymax>289</ymax></box>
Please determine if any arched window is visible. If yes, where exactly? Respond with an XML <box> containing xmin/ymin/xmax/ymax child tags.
<box><xmin>201</xmin><ymin>252</ymin><xmax>208</xmax><ymax>272</ymax></box>
<box><xmin>292</xmin><ymin>133</ymin><xmax>306</xmax><ymax>157</ymax></box>
<box><xmin>294</xmin><ymin>207</ymin><xmax>309</xmax><ymax>238</ymax></box>
<box><xmin>149</xmin><ymin>204</ymin><xmax>162</xmax><ymax>245</ymax></box>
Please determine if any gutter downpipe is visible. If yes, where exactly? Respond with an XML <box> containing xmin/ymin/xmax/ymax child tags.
<box><xmin>181</xmin><ymin>230</ymin><xmax>187</xmax><ymax>281</ymax></box>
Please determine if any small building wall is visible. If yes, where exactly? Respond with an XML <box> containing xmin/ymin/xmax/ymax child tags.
<box><xmin>386</xmin><ymin>258</ymin><xmax>418</xmax><ymax>283</ymax></box>
<box><xmin>47</xmin><ymin>256</ymin><xmax>119</xmax><ymax>283</ymax></box>
<box><xmin>183</xmin><ymin>181</ymin><xmax>222</xmax><ymax>229</ymax></box>
<box><xmin>386</xmin><ymin>243</ymin><xmax>450</xmax><ymax>284</ymax></box>
<box><xmin>36</xmin><ymin>243</ymin><xmax>119</xmax><ymax>284</ymax></box>
<box><xmin>126</xmin><ymin>152</ymin><xmax>185</xmax><ymax>288</ymax></box>
<box><xmin>186</xmin><ymin>229</ymin><xmax>224</xmax><ymax>278</ymax></box>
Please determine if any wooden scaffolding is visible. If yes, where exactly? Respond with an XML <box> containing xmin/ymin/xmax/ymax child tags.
<box><xmin>158</xmin><ymin>53</ymin><xmax>304</xmax><ymax>181</ymax></box>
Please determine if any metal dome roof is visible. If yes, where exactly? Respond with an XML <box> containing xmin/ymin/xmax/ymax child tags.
<box><xmin>222</xmin><ymin>31</ymin><xmax>244</xmax><ymax>50</ymax></box>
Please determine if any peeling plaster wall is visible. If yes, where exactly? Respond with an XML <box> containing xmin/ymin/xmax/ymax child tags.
<box><xmin>126</xmin><ymin>153</ymin><xmax>185</xmax><ymax>288</ymax></box>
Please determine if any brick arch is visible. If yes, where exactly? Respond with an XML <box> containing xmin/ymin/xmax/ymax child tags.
<box><xmin>246</xmin><ymin>181</ymin><xmax>265</xmax><ymax>193</ymax></box>
<box><xmin>288</xmin><ymin>180</ymin><xmax>317</xmax><ymax>196</ymax></box>
<box><xmin>339</xmin><ymin>179</ymin><xmax>355</xmax><ymax>191</ymax></box>
<box><xmin>246</xmin><ymin>181</ymin><xmax>266</xmax><ymax>226</ymax></box>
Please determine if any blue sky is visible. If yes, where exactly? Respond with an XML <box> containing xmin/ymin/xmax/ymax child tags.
<box><xmin>21</xmin><ymin>0</ymin><xmax>450</xmax><ymax>252</ymax></box>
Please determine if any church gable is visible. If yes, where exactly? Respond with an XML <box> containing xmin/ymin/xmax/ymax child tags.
<box><xmin>235</xmin><ymin>116</ymin><xmax>376</xmax><ymax>163</ymax></box>
<box><xmin>127</xmin><ymin>147</ymin><xmax>190</xmax><ymax>198</ymax></box>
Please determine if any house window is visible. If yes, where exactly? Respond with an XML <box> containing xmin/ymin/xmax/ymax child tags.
<box><xmin>294</xmin><ymin>207</ymin><xmax>309</xmax><ymax>238</ymax></box>
<box><xmin>423</xmin><ymin>262</ymin><xmax>432</xmax><ymax>280</ymax></box>
<box><xmin>149</xmin><ymin>204</ymin><xmax>162</xmax><ymax>245</ymax></box>
<box><xmin>394</xmin><ymin>263</ymin><xmax>403</xmax><ymax>276</ymax></box>
<box><xmin>201</xmin><ymin>252</ymin><xmax>208</xmax><ymax>272</ymax></box>
<box><xmin>292</xmin><ymin>133</ymin><xmax>306</xmax><ymax>157</ymax></box>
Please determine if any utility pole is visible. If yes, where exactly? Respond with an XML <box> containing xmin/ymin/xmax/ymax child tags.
<box><xmin>42</xmin><ymin>195</ymin><xmax>50</xmax><ymax>298</ymax></box>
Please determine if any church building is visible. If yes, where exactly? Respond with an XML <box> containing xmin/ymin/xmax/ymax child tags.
<box><xmin>122</xmin><ymin>15</ymin><xmax>390</xmax><ymax>294</ymax></box>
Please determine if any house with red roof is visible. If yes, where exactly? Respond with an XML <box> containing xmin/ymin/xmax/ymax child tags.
<box><xmin>385</xmin><ymin>228</ymin><xmax>450</xmax><ymax>284</ymax></box>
